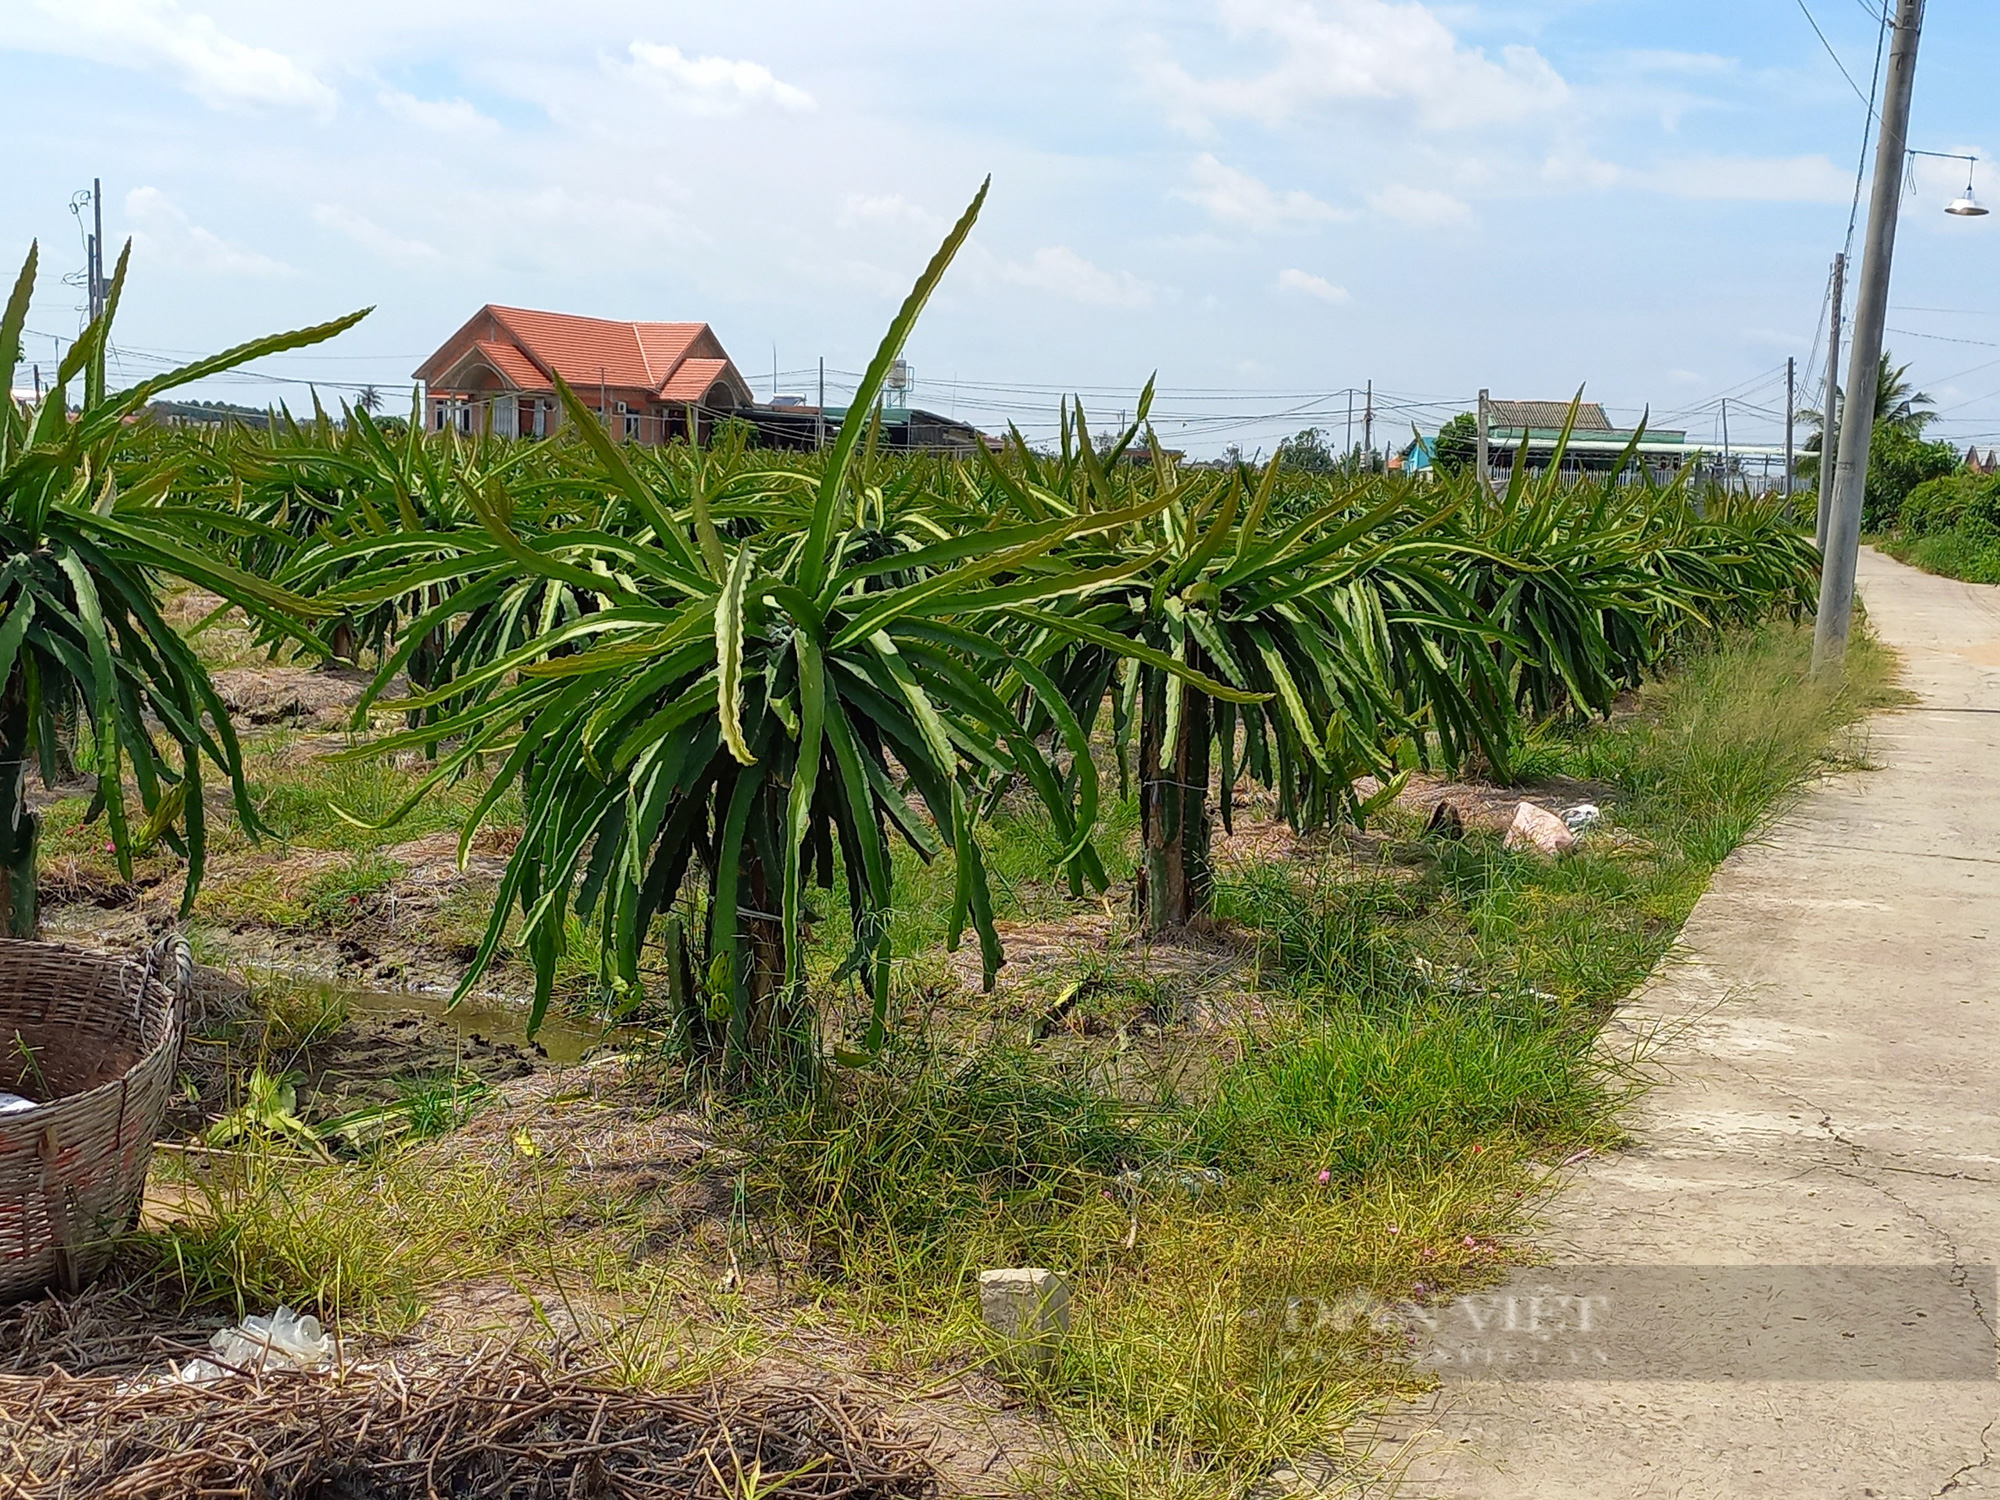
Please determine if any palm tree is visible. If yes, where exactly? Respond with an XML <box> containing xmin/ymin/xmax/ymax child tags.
<box><xmin>1874</xmin><ymin>357</ymin><xmax>1937</xmax><ymax>435</ymax></box>
<box><xmin>1795</xmin><ymin>352</ymin><xmax>1936</xmax><ymax>482</ymax></box>
<box><xmin>1798</xmin><ymin>352</ymin><xmax>1936</xmax><ymax>449</ymax></box>
<box><xmin>355</xmin><ymin>384</ymin><xmax>384</xmax><ymax>415</ymax></box>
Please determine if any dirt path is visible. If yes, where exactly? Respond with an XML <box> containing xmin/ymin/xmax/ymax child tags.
<box><xmin>1384</xmin><ymin>549</ymin><xmax>2000</xmax><ymax>1499</ymax></box>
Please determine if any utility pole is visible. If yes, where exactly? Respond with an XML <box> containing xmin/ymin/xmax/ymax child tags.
<box><xmin>88</xmin><ymin>178</ymin><xmax>105</xmax><ymax>323</ymax></box>
<box><xmin>816</xmin><ymin>357</ymin><xmax>826</xmax><ymax>451</ymax></box>
<box><xmin>1784</xmin><ymin>356</ymin><xmax>1796</xmax><ymax>502</ymax></box>
<box><xmin>1816</xmin><ymin>252</ymin><xmax>1847</xmax><ymax>547</ymax></box>
<box><xmin>1816</xmin><ymin>0</ymin><xmax>1923</xmax><ymax>676</ymax></box>
<box><xmin>70</xmin><ymin>179</ymin><xmax>106</xmax><ymax>325</ymax></box>
<box><xmin>1476</xmin><ymin>388</ymin><xmax>1491</xmax><ymax>494</ymax></box>
<box><xmin>1721</xmin><ymin>398</ymin><xmax>1731</xmax><ymax>493</ymax></box>
<box><xmin>1363</xmin><ymin>379</ymin><xmax>1373</xmax><ymax>471</ymax></box>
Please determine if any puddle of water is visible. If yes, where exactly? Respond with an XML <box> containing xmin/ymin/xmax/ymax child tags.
<box><xmin>36</xmin><ymin>907</ymin><xmax>634</xmax><ymax>1067</ymax></box>
<box><xmin>337</xmin><ymin>985</ymin><xmax>627</xmax><ymax>1065</ymax></box>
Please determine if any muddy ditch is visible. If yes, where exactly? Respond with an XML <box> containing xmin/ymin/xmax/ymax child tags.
<box><xmin>163</xmin><ymin>965</ymin><xmax>630</xmax><ymax>1138</ymax></box>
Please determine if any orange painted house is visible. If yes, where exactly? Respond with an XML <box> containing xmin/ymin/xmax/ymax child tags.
<box><xmin>413</xmin><ymin>305</ymin><xmax>756</xmax><ymax>443</ymax></box>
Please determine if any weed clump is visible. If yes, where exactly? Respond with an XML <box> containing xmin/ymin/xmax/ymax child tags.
<box><xmin>740</xmin><ymin>1037</ymin><xmax>1148</xmax><ymax>1282</ymax></box>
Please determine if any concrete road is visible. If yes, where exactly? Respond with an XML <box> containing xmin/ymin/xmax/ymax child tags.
<box><xmin>1383</xmin><ymin>549</ymin><xmax>2000</xmax><ymax>1499</ymax></box>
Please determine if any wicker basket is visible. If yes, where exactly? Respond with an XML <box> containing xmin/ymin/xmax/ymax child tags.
<box><xmin>0</xmin><ymin>936</ymin><xmax>185</xmax><ymax>1302</ymax></box>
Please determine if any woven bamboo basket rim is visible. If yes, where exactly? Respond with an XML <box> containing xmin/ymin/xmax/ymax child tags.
<box><xmin>0</xmin><ymin>937</ymin><xmax>183</xmax><ymax>1118</ymax></box>
<box><xmin>0</xmin><ymin>935</ymin><xmax>186</xmax><ymax>1299</ymax></box>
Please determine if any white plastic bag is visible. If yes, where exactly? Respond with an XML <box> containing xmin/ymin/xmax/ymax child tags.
<box><xmin>1562</xmin><ymin>803</ymin><xmax>1603</xmax><ymax>832</ymax></box>
<box><xmin>176</xmin><ymin>1306</ymin><xmax>335</xmax><ymax>1383</ymax></box>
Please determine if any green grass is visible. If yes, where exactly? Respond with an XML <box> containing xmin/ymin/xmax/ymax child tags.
<box><xmin>741</xmin><ymin>1037</ymin><xmax>1150</xmax><ymax>1284</ymax></box>
<box><xmin>139</xmin><ymin>1143</ymin><xmax>552</xmax><ymax>1330</ymax></box>
<box><xmin>135</xmin><ymin>1101</ymin><xmax>760</xmax><ymax>1390</ymax></box>
<box><xmin>259</xmin><ymin>975</ymin><xmax>351</xmax><ymax>1052</ymax></box>
<box><xmin>1879</xmin><ymin>527</ymin><xmax>2000</xmax><ymax>586</ymax></box>
<box><xmin>1194</xmin><ymin>998</ymin><xmax>1613</xmax><ymax>1181</ymax></box>
<box><xmin>247</xmin><ymin>746</ymin><xmax>518</xmax><ymax>852</ymax></box>
<box><xmin>195</xmin><ymin>852</ymin><xmax>402</xmax><ymax>933</ymax></box>
<box><xmin>36</xmin><ymin>734</ymin><xmax>523</xmax><ymax>917</ymax></box>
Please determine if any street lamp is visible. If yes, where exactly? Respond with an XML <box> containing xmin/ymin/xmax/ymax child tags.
<box><xmin>1947</xmin><ymin>185</ymin><xmax>1989</xmax><ymax>218</ymax></box>
<box><xmin>1909</xmin><ymin>150</ymin><xmax>1989</xmax><ymax>217</ymax></box>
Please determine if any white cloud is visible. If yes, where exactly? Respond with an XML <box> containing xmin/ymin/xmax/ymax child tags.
<box><xmin>34</xmin><ymin>0</ymin><xmax>334</xmax><ymax>113</ymax></box>
<box><xmin>1276</xmin><ymin>267</ymin><xmax>1349</xmax><ymax>303</ymax></box>
<box><xmin>1137</xmin><ymin>0</ymin><xmax>1566</xmax><ymax>134</ymax></box>
<box><xmin>312</xmin><ymin>205</ymin><xmax>443</xmax><ymax>266</ymax></box>
<box><xmin>1002</xmin><ymin>247</ymin><xmax>1154</xmax><ymax>308</ymax></box>
<box><xmin>378</xmin><ymin>88</ymin><xmax>498</xmax><ymax>135</ymax></box>
<box><xmin>126</xmin><ymin>186</ymin><xmax>290</xmax><ymax>275</ymax></box>
<box><xmin>1540</xmin><ymin>151</ymin><xmax>1623</xmax><ymax>191</ymax></box>
<box><xmin>1648</xmin><ymin>154</ymin><xmax>1850</xmax><ymax>203</ymax></box>
<box><xmin>1368</xmin><ymin>183</ymin><xmax>1472</xmax><ymax>226</ymax></box>
<box><xmin>625</xmin><ymin>42</ymin><xmax>814</xmax><ymax>115</ymax></box>
<box><xmin>416</xmin><ymin>182</ymin><xmax>705</xmax><ymax>275</ymax></box>
<box><xmin>1175</xmin><ymin>154</ymin><xmax>1339</xmax><ymax>231</ymax></box>
<box><xmin>836</xmin><ymin>193</ymin><xmax>946</xmax><ymax>235</ymax></box>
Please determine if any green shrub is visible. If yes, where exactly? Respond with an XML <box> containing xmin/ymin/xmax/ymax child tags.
<box><xmin>1900</xmin><ymin>471</ymin><xmax>2000</xmax><ymax>539</ymax></box>
<box><xmin>1864</xmin><ymin>428</ymin><xmax>1960</xmax><ymax>531</ymax></box>
<box><xmin>1882</xmin><ymin>529</ymin><xmax>2000</xmax><ymax>586</ymax></box>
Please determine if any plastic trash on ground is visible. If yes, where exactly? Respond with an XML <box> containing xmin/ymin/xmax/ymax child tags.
<box><xmin>1115</xmin><ymin>1165</ymin><xmax>1226</xmax><ymax>1202</ymax></box>
<box><xmin>1562</xmin><ymin>803</ymin><xmax>1603</xmax><ymax>833</ymax></box>
<box><xmin>1502</xmin><ymin>801</ymin><xmax>1576</xmax><ymax>857</ymax></box>
<box><xmin>0</xmin><ymin>1091</ymin><xmax>36</xmax><ymax>1114</ymax></box>
<box><xmin>175</xmin><ymin>1306</ymin><xmax>336</xmax><ymax>1383</ymax></box>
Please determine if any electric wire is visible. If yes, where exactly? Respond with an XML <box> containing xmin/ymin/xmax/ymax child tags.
<box><xmin>1794</xmin><ymin>0</ymin><xmax>1878</xmax><ymax>111</ymax></box>
<box><xmin>1843</xmin><ymin>0</ymin><xmax>1892</xmax><ymax>258</ymax></box>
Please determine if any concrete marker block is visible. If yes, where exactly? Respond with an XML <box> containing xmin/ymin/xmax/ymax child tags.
<box><xmin>978</xmin><ymin>1267</ymin><xmax>1070</xmax><ymax>1365</ymax></box>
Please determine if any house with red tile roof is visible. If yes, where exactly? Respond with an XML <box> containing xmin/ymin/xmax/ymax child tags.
<box><xmin>413</xmin><ymin>305</ymin><xmax>756</xmax><ymax>443</ymax></box>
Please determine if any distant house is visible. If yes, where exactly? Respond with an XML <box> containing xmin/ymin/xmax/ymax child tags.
<box><xmin>1486</xmin><ymin>399</ymin><xmax>1616</xmax><ymax>432</ymax></box>
<box><xmin>1967</xmin><ymin>446</ymin><xmax>1999</xmax><ymax>475</ymax></box>
<box><xmin>413</xmin><ymin>305</ymin><xmax>756</xmax><ymax>443</ymax></box>
<box><xmin>742</xmin><ymin>403</ymin><xmax>988</xmax><ymax>454</ymax></box>
<box><xmin>1393</xmin><ymin>433</ymin><xmax>1436</xmax><ymax>476</ymax></box>
<box><xmin>145</xmin><ymin>399</ymin><xmax>272</xmax><ymax>430</ymax></box>
<box><xmin>1482</xmin><ymin>398</ymin><xmax>1695</xmax><ymax>480</ymax></box>
<box><xmin>1119</xmin><ymin>445</ymin><xmax>1186</xmax><ymax>465</ymax></box>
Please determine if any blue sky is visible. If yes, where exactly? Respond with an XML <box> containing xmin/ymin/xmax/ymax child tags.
<box><xmin>2</xmin><ymin>0</ymin><xmax>1994</xmax><ymax>458</ymax></box>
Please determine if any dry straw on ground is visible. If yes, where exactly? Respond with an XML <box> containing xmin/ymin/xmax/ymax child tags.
<box><xmin>2</xmin><ymin>1343</ymin><xmax>939</xmax><ymax>1499</ymax></box>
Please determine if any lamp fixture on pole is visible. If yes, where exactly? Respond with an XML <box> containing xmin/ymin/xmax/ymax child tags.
<box><xmin>1908</xmin><ymin>149</ymin><xmax>1989</xmax><ymax>217</ymax></box>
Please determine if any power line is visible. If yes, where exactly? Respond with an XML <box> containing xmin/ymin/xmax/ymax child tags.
<box><xmin>1843</xmin><ymin>1</ymin><xmax>1893</xmax><ymax>257</ymax></box>
<box><xmin>1794</xmin><ymin>0</ymin><xmax>1878</xmax><ymax>110</ymax></box>
<box><xmin>1885</xmin><ymin>326</ymin><xmax>2000</xmax><ymax>348</ymax></box>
